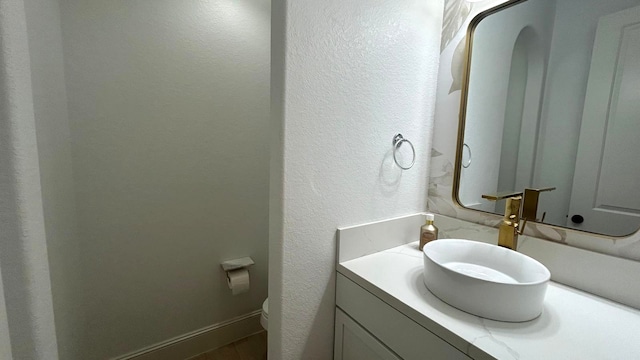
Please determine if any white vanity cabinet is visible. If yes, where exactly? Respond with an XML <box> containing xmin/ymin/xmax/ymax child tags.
<box><xmin>335</xmin><ymin>215</ymin><xmax>640</xmax><ymax>360</ymax></box>
<box><xmin>335</xmin><ymin>274</ymin><xmax>470</xmax><ymax>360</ymax></box>
<box><xmin>334</xmin><ymin>308</ymin><xmax>401</xmax><ymax>360</ymax></box>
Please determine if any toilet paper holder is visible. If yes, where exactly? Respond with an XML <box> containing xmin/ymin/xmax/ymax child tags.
<box><xmin>221</xmin><ymin>257</ymin><xmax>255</xmax><ymax>272</ymax></box>
<box><xmin>222</xmin><ymin>257</ymin><xmax>254</xmax><ymax>295</ymax></box>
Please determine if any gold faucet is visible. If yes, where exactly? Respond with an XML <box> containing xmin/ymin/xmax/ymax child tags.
<box><xmin>482</xmin><ymin>193</ymin><xmax>527</xmax><ymax>250</ymax></box>
<box><xmin>497</xmin><ymin>196</ymin><xmax>527</xmax><ymax>250</ymax></box>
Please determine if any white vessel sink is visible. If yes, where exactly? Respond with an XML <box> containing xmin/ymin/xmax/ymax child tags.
<box><xmin>422</xmin><ymin>239</ymin><xmax>550</xmax><ymax>322</ymax></box>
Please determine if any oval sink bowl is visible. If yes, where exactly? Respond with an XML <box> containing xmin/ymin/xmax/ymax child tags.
<box><xmin>423</xmin><ymin>239</ymin><xmax>550</xmax><ymax>322</ymax></box>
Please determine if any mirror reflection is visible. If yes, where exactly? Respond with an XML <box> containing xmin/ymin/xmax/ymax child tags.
<box><xmin>457</xmin><ymin>0</ymin><xmax>640</xmax><ymax>236</ymax></box>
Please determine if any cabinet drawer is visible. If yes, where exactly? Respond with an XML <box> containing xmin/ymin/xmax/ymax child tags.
<box><xmin>336</xmin><ymin>274</ymin><xmax>470</xmax><ymax>360</ymax></box>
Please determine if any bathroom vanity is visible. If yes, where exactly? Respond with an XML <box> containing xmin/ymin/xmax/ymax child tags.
<box><xmin>334</xmin><ymin>214</ymin><xmax>640</xmax><ymax>360</ymax></box>
<box><xmin>338</xmin><ymin>1</ymin><xmax>640</xmax><ymax>358</ymax></box>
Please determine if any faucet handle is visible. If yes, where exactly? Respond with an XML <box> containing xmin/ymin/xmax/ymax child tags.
<box><xmin>482</xmin><ymin>194</ymin><xmax>526</xmax><ymax>237</ymax></box>
<box><xmin>516</xmin><ymin>218</ymin><xmax>528</xmax><ymax>235</ymax></box>
<box><xmin>522</xmin><ymin>187</ymin><xmax>556</xmax><ymax>222</ymax></box>
<box><xmin>528</xmin><ymin>186</ymin><xmax>556</xmax><ymax>193</ymax></box>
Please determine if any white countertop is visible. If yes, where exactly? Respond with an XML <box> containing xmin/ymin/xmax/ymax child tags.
<box><xmin>338</xmin><ymin>242</ymin><xmax>640</xmax><ymax>360</ymax></box>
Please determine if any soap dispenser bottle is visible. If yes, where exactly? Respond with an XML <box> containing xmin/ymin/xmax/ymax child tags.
<box><xmin>419</xmin><ymin>214</ymin><xmax>438</xmax><ymax>251</ymax></box>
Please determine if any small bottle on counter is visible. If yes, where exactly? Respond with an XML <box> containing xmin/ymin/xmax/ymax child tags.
<box><xmin>419</xmin><ymin>213</ymin><xmax>438</xmax><ymax>251</ymax></box>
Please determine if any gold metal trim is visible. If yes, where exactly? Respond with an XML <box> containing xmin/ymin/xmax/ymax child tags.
<box><xmin>450</xmin><ymin>0</ymin><xmax>631</xmax><ymax>240</ymax></box>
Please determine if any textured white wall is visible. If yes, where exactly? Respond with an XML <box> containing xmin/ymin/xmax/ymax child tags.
<box><xmin>270</xmin><ymin>0</ymin><xmax>444</xmax><ymax>358</ymax></box>
<box><xmin>22</xmin><ymin>0</ymin><xmax>83</xmax><ymax>358</ymax></box>
<box><xmin>0</xmin><ymin>0</ymin><xmax>59</xmax><ymax>358</ymax></box>
<box><xmin>57</xmin><ymin>0</ymin><xmax>270</xmax><ymax>358</ymax></box>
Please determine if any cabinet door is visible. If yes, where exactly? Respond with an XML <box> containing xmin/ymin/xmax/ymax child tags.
<box><xmin>334</xmin><ymin>308</ymin><xmax>401</xmax><ymax>360</ymax></box>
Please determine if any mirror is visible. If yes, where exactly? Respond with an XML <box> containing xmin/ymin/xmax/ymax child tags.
<box><xmin>456</xmin><ymin>0</ymin><xmax>640</xmax><ymax>236</ymax></box>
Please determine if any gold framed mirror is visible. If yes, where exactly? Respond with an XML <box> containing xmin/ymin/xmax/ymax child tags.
<box><xmin>453</xmin><ymin>0</ymin><xmax>640</xmax><ymax>237</ymax></box>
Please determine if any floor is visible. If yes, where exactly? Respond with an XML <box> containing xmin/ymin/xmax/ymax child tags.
<box><xmin>187</xmin><ymin>331</ymin><xmax>267</xmax><ymax>360</ymax></box>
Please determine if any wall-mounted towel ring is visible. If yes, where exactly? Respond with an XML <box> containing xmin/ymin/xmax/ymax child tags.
<box><xmin>392</xmin><ymin>134</ymin><xmax>415</xmax><ymax>170</ymax></box>
<box><xmin>462</xmin><ymin>143</ymin><xmax>472</xmax><ymax>168</ymax></box>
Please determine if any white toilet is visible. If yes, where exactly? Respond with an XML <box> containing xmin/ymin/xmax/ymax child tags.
<box><xmin>260</xmin><ymin>298</ymin><xmax>268</xmax><ymax>331</ymax></box>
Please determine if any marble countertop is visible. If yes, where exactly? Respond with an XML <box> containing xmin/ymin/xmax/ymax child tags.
<box><xmin>338</xmin><ymin>242</ymin><xmax>640</xmax><ymax>360</ymax></box>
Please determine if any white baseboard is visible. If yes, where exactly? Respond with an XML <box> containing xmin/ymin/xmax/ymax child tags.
<box><xmin>112</xmin><ymin>310</ymin><xmax>263</xmax><ymax>360</ymax></box>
